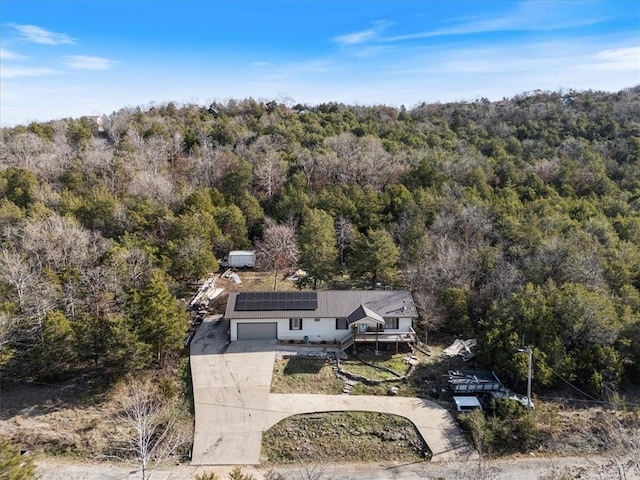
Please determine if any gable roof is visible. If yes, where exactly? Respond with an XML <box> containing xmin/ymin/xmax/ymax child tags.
<box><xmin>347</xmin><ymin>304</ymin><xmax>385</xmax><ymax>325</ymax></box>
<box><xmin>225</xmin><ymin>290</ymin><xmax>418</xmax><ymax>320</ymax></box>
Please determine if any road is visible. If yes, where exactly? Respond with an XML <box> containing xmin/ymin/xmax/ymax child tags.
<box><xmin>36</xmin><ymin>455</ymin><xmax>638</xmax><ymax>480</ymax></box>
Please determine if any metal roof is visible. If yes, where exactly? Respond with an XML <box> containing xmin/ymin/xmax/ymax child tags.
<box><xmin>347</xmin><ymin>304</ymin><xmax>385</xmax><ymax>325</ymax></box>
<box><xmin>225</xmin><ymin>290</ymin><xmax>418</xmax><ymax>320</ymax></box>
<box><xmin>453</xmin><ymin>396</ymin><xmax>482</xmax><ymax>411</ymax></box>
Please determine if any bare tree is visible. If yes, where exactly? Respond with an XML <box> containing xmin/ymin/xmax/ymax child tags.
<box><xmin>335</xmin><ymin>216</ymin><xmax>353</xmax><ymax>266</ymax></box>
<box><xmin>254</xmin><ymin>151</ymin><xmax>286</xmax><ymax>201</ymax></box>
<box><xmin>21</xmin><ymin>214</ymin><xmax>111</xmax><ymax>273</ymax></box>
<box><xmin>128</xmin><ymin>171</ymin><xmax>177</xmax><ymax>206</ymax></box>
<box><xmin>108</xmin><ymin>245</ymin><xmax>155</xmax><ymax>289</ymax></box>
<box><xmin>2</xmin><ymin>131</ymin><xmax>46</xmax><ymax>169</ymax></box>
<box><xmin>0</xmin><ymin>247</ymin><xmax>34</xmax><ymax>313</ymax></box>
<box><xmin>0</xmin><ymin>311</ymin><xmax>29</xmax><ymax>349</ymax></box>
<box><xmin>0</xmin><ymin>246</ymin><xmax>50</xmax><ymax>348</ymax></box>
<box><xmin>590</xmin><ymin>410</ymin><xmax>640</xmax><ymax>479</ymax></box>
<box><xmin>112</xmin><ymin>377</ymin><xmax>188</xmax><ymax>480</ymax></box>
<box><xmin>256</xmin><ymin>218</ymin><xmax>299</xmax><ymax>290</ymax></box>
<box><xmin>323</xmin><ymin>133</ymin><xmax>405</xmax><ymax>191</ymax></box>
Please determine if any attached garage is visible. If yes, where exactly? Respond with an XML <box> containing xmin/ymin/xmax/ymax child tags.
<box><xmin>237</xmin><ymin>322</ymin><xmax>278</xmax><ymax>340</ymax></box>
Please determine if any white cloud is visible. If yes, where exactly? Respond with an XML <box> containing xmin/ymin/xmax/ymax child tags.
<box><xmin>13</xmin><ymin>24</ymin><xmax>74</xmax><ymax>45</ymax></box>
<box><xmin>334</xmin><ymin>28</ymin><xmax>379</xmax><ymax>45</ymax></box>
<box><xmin>0</xmin><ymin>48</ymin><xmax>25</xmax><ymax>60</ymax></box>
<box><xmin>333</xmin><ymin>21</ymin><xmax>392</xmax><ymax>46</ymax></box>
<box><xmin>64</xmin><ymin>55</ymin><xmax>117</xmax><ymax>70</ymax></box>
<box><xmin>1</xmin><ymin>66</ymin><xmax>60</xmax><ymax>78</ymax></box>
<box><xmin>382</xmin><ymin>1</ymin><xmax>608</xmax><ymax>43</ymax></box>
<box><xmin>591</xmin><ymin>46</ymin><xmax>640</xmax><ymax>71</ymax></box>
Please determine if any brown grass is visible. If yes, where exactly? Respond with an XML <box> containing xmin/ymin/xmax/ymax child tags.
<box><xmin>0</xmin><ymin>371</ymin><xmax>193</xmax><ymax>459</ymax></box>
<box><xmin>261</xmin><ymin>411</ymin><xmax>428</xmax><ymax>464</ymax></box>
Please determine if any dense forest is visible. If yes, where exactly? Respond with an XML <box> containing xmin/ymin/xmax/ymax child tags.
<box><xmin>1</xmin><ymin>87</ymin><xmax>639</xmax><ymax>400</ymax></box>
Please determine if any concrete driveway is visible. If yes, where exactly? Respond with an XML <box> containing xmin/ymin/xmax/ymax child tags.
<box><xmin>190</xmin><ymin>316</ymin><xmax>276</xmax><ymax>465</ymax></box>
<box><xmin>190</xmin><ymin>316</ymin><xmax>473</xmax><ymax>465</ymax></box>
<box><xmin>265</xmin><ymin>394</ymin><xmax>472</xmax><ymax>462</ymax></box>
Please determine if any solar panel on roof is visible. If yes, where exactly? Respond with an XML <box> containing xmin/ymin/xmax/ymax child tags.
<box><xmin>235</xmin><ymin>292</ymin><xmax>318</xmax><ymax>311</ymax></box>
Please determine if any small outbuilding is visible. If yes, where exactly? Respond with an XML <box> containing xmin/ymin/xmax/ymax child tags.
<box><xmin>453</xmin><ymin>396</ymin><xmax>482</xmax><ymax>412</ymax></box>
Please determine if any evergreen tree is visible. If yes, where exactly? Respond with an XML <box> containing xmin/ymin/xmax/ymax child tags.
<box><xmin>128</xmin><ymin>270</ymin><xmax>188</xmax><ymax>363</ymax></box>
<box><xmin>0</xmin><ymin>437</ymin><xmax>36</xmax><ymax>480</ymax></box>
<box><xmin>299</xmin><ymin>208</ymin><xmax>337</xmax><ymax>289</ymax></box>
<box><xmin>349</xmin><ymin>228</ymin><xmax>400</xmax><ymax>288</ymax></box>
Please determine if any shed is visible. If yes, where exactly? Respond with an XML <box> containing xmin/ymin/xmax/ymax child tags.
<box><xmin>453</xmin><ymin>396</ymin><xmax>482</xmax><ymax>412</ymax></box>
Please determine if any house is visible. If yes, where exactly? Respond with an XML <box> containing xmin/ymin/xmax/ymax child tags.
<box><xmin>224</xmin><ymin>290</ymin><xmax>419</xmax><ymax>350</ymax></box>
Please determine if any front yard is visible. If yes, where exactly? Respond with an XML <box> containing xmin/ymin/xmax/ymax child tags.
<box><xmin>264</xmin><ymin>349</ymin><xmax>440</xmax><ymax>464</ymax></box>
<box><xmin>271</xmin><ymin>349</ymin><xmax>433</xmax><ymax>397</ymax></box>
<box><xmin>270</xmin><ymin>357</ymin><xmax>343</xmax><ymax>394</ymax></box>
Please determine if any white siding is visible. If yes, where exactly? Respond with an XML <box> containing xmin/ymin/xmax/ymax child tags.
<box><xmin>397</xmin><ymin>317</ymin><xmax>413</xmax><ymax>331</ymax></box>
<box><xmin>278</xmin><ymin>317</ymin><xmax>348</xmax><ymax>343</ymax></box>
<box><xmin>231</xmin><ymin>316</ymin><xmax>414</xmax><ymax>342</ymax></box>
<box><xmin>232</xmin><ymin>317</ymin><xmax>351</xmax><ymax>343</ymax></box>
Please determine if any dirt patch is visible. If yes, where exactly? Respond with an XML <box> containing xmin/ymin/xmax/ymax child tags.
<box><xmin>216</xmin><ymin>270</ymin><xmax>299</xmax><ymax>294</ymax></box>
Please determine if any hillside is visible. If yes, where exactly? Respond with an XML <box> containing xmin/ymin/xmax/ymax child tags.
<box><xmin>1</xmin><ymin>87</ymin><xmax>639</xmax><ymax>455</ymax></box>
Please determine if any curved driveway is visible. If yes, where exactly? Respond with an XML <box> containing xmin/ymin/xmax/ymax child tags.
<box><xmin>190</xmin><ymin>317</ymin><xmax>474</xmax><ymax>465</ymax></box>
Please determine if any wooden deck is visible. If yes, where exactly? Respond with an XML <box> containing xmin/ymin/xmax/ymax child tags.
<box><xmin>340</xmin><ymin>328</ymin><xmax>416</xmax><ymax>350</ymax></box>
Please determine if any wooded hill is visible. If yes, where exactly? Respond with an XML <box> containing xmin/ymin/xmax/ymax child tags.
<box><xmin>1</xmin><ymin>87</ymin><xmax>639</xmax><ymax>399</ymax></box>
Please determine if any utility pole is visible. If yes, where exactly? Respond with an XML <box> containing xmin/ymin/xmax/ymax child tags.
<box><xmin>518</xmin><ymin>346</ymin><xmax>533</xmax><ymax>409</ymax></box>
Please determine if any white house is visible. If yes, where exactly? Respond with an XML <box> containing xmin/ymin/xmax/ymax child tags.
<box><xmin>224</xmin><ymin>290</ymin><xmax>419</xmax><ymax>350</ymax></box>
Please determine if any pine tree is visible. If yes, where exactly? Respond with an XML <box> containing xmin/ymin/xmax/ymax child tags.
<box><xmin>129</xmin><ymin>269</ymin><xmax>188</xmax><ymax>363</ymax></box>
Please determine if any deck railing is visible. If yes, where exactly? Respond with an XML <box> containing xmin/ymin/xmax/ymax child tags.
<box><xmin>339</xmin><ymin>332</ymin><xmax>355</xmax><ymax>350</ymax></box>
<box><xmin>353</xmin><ymin>329</ymin><xmax>416</xmax><ymax>343</ymax></box>
<box><xmin>339</xmin><ymin>327</ymin><xmax>417</xmax><ymax>351</ymax></box>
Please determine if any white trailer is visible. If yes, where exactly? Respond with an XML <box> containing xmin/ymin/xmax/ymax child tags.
<box><xmin>219</xmin><ymin>250</ymin><xmax>255</xmax><ymax>269</ymax></box>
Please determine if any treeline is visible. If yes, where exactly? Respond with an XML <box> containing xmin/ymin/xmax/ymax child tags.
<box><xmin>1</xmin><ymin>87</ymin><xmax>639</xmax><ymax>397</ymax></box>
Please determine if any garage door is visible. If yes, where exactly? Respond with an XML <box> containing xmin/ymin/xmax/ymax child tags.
<box><xmin>237</xmin><ymin>322</ymin><xmax>278</xmax><ymax>340</ymax></box>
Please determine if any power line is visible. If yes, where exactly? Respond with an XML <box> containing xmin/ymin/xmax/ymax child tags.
<box><xmin>537</xmin><ymin>395</ymin><xmax>640</xmax><ymax>407</ymax></box>
<box><xmin>527</xmin><ymin>347</ymin><xmax>639</xmax><ymax>408</ymax></box>
<box><xmin>548</xmin><ymin>366</ymin><xmax>601</xmax><ymax>403</ymax></box>
<box><xmin>545</xmin><ymin>364</ymin><xmax>640</xmax><ymax>408</ymax></box>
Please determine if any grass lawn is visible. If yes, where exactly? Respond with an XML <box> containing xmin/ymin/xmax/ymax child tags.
<box><xmin>270</xmin><ymin>351</ymin><xmax>432</xmax><ymax>396</ymax></box>
<box><xmin>270</xmin><ymin>357</ymin><xmax>343</xmax><ymax>394</ymax></box>
<box><xmin>340</xmin><ymin>352</ymin><xmax>411</xmax><ymax>381</ymax></box>
<box><xmin>261</xmin><ymin>411</ymin><xmax>428</xmax><ymax>464</ymax></box>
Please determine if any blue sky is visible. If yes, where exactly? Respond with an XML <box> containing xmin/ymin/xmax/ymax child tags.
<box><xmin>1</xmin><ymin>0</ymin><xmax>639</xmax><ymax>126</ymax></box>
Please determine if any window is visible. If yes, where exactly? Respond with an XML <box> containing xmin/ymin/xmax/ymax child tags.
<box><xmin>289</xmin><ymin>318</ymin><xmax>302</xmax><ymax>330</ymax></box>
<box><xmin>336</xmin><ymin>317</ymin><xmax>348</xmax><ymax>330</ymax></box>
<box><xmin>384</xmin><ymin>317</ymin><xmax>399</xmax><ymax>329</ymax></box>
